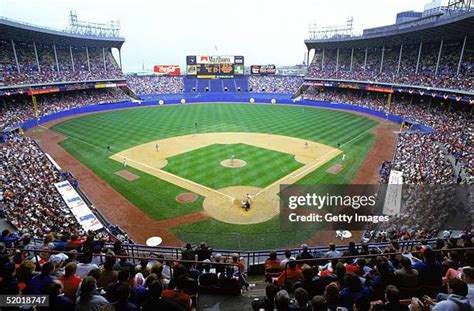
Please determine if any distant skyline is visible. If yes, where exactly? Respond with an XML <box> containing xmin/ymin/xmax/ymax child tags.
<box><xmin>0</xmin><ymin>0</ymin><xmax>430</xmax><ymax>73</ymax></box>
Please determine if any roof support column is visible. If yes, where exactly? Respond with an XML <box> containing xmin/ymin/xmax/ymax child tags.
<box><xmin>379</xmin><ymin>46</ymin><xmax>385</xmax><ymax>74</ymax></box>
<box><xmin>336</xmin><ymin>48</ymin><xmax>340</xmax><ymax>71</ymax></box>
<box><xmin>53</xmin><ymin>44</ymin><xmax>60</xmax><ymax>72</ymax></box>
<box><xmin>363</xmin><ymin>47</ymin><xmax>368</xmax><ymax>71</ymax></box>
<box><xmin>457</xmin><ymin>35</ymin><xmax>467</xmax><ymax>76</ymax></box>
<box><xmin>11</xmin><ymin>40</ymin><xmax>20</xmax><ymax>73</ymax></box>
<box><xmin>397</xmin><ymin>44</ymin><xmax>403</xmax><ymax>74</ymax></box>
<box><xmin>306</xmin><ymin>48</ymin><xmax>310</xmax><ymax>68</ymax></box>
<box><xmin>102</xmin><ymin>48</ymin><xmax>107</xmax><ymax>71</ymax></box>
<box><xmin>321</xmin><ymin>48</ymin><xmax>325</xmax><ymax>71</ymax></box>
<box><xmin>33</xmin><ymin>42</ymin><xmax>40</xmax><ymax>73</ymax></box>
<box><xmin>69</xmin><ymin>46</ymin><xmax>75</xmax><ymax>72</ymax></box>
<box><xmin>119</xmin><ymin>48</ymin><xmax>123</xmax><ymax>69</ymax></box>
<box><xmin>350</xmin><ymin>48</ymin><xmax>354</xmax><ymax>72</ymax></box>
<box><xmin>435</xmin><ymin>39</ymin><xmax>443</xmax><ymax>76</ymax></box>
<box><xmin>415</xmin><ymin>41</ymin><xmax>423</xmax><ymax>74</ymax></box>
<box><xmin>85</xmin><ymin>47</ymin><xmax>91</xmax><ymax>71</ymax></box>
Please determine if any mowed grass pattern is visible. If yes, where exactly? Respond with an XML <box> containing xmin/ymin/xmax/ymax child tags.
<box><xmin>51</xmin><ymin>103</ymin><xmax>379</xmax><ymax>248</ymax></box>
<box><xmin>163</xmin><ymin>143</ymin><xmax>304</xmax><ymax>189</ymax></box>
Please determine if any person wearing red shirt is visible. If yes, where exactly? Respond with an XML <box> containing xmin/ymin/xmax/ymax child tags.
<box><xmin>57</xmin><ymin>262</ymin><xmax>81</xmax><ymax>301</ymax></box>
<box><xmin>265</xmin><ymin>251</ymin><xmax>281</xmax><ymax>272</ymax></box>
<box><xmin>276</xmin><ymin>260</ymin><xmax>302</xmax><ymax>288</ymax></box>
<box><xmin>161</xmin><ymin>276</ymin><xmax>192</xmax><ymax>310</ymax></box>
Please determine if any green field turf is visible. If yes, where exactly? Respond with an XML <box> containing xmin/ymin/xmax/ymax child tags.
<box><xmin>51</xmin><ymin>103</ymin><xmax>378</xmax><ymax>249</ymax></box>
<box><xmin>163</xmin><ymin>143</ymin><xmax>303</xmax><ymax>189</ymax></box>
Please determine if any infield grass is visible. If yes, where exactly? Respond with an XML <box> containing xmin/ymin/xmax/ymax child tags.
<box><xmin>163</xmin><ymin>143</ymin><xmax>303</xmax><ymax>189</ymax></box>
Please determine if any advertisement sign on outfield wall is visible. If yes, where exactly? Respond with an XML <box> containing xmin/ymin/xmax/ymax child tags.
<box><xmin>251</xmin><ymin>65</ymin><xmax>277</xmax><ymax>75</ymax></box>
<box><xmin>153</xmin><ymin>65</ymin><xmax>181</xmax><ymax>75</ymax></box>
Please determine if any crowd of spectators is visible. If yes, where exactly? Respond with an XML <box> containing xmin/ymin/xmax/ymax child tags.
<box><xmin>0</xmin><ymin>88</ymin><xmax>130</xmax><ymax>130</ymax></box>
<box><xmin>126</xmin><ymin>75</ymin><xmax>184</xmax><ymax>95</ymax></box>
<box><xmin>1</xmin><ymin>237</ymin><xmax>473</xmax><ymax>310</ymax></box>
<box><xmin>0</xmin><ymin>134</ymin><xmax>110</xmax><ymax>240</ymax></box>
<box><xmin>249</xmin><ymin>76</ymin><xmax>304</xmax><ymax>93</ymax></box>
<box><xmin>306</xmin><ymin>43</ymin><xmax>473</xmax><ymax>92</ymax></box>
<box><xmin>0</xmin><ymin>238</ymin><xmax>251</xmax><ymax>310</ymax></box>
<box><xmin>251</xmin><ymin>240</ymin><xmax>474</xmax><ymax>311</ymax></box>
<box><xmin>0</xmin><ymin>40</ymin><xmax>124</xmax><ymax>86</ymax></box>
<box><xmin>301</xmin><ymin>88</ymin><xmax>473</xmax><ymax>184</ymax></box>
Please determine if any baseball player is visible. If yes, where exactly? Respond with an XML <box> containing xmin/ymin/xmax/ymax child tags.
<box><xmin>342</xmin><ymin>154</ymin><xmax>346</xmax><ymax>161</ymax></box>
<box><xmin>155</xmin><ymin>144</ymin><xmax>159</xmax><ymax>152</ymax></box>
<box><xmin>123</xmin><ymin>157</ymin><xmax>127</xmax><ymax>167</ymax></box>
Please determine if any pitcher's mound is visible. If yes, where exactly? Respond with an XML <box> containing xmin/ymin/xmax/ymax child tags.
<box><xmin>220</xmin><ymin>159</ymin><xmax>247</xmax><ymax>168</ymax></box>
<box><xmin>176</xmin><ymin>192</ymin><xmax>198</xmax><ymax>203</ymax></box>
<box><xmin>327</xmin><ymin>164</ymin><xmax>343</xmax><ymax>174</ymax></box>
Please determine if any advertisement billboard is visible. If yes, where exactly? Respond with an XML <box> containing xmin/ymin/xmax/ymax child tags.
<box><xmin>153</xmin><ymin>65</ymin><xmax>181</xmax><ymax>75</ymax></box>
<box><xmin>251</xmin><ymin>65</ymin><xmax>276</xmax><ymax>75</ymax></box>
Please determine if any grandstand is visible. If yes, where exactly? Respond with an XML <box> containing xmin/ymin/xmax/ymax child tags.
<box><xmin>0</xmin><ymin>3</ymin><xmax>473</xmax><ymax>311</ymax></box>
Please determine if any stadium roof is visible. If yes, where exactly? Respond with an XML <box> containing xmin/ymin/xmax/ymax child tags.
<box><xmin>0</xmin><ymin>17</ymin><xmax>125</xmax><ymax>48</ymax></box>
<box><xmin>305</xmin><ymin>11</ymin><xmax>474</xmax><ymax>49</ymax></box>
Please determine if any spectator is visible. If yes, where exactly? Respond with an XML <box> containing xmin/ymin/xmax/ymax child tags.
<box><xmin>277</xmin><ymin>260</ymin><xmax>303</xmax><ymax>288</ymax></box>
<box><xmin>372</xmin><ymin>285</ymin><xmax>408</xmax><ymax>311</ymax></box>
<box><xmin>161</xmin><ymin>275</ymin><xmax>192</xmax><ymax>310</ymax></box>
<box><xmin>325</xmin><ymin>243</ymin><xmax>341</xmax><ymax>258</ymax></box>
<box><xmin>57</xmin><ymin>262</ymin><xmax>82</xmax><ymax>301</ymax></box>
<box><xmin>26</xmin><ymin>261</ymin><xmax>55</xmax><ymax>294</ymax></box>
<box><xmin>75</xmin><ymin>276</ymin><xmax>109</xmax><ymax>311</ymax></box>
<box><xmin>252</xmin><ymin>283</ymin><xmax>279</xmax><ymax>311</ymax></box>
<box><xmin>97</xmin><ymin>255</ymin><xmax>118</xmax><ymax>289</ymax></box>
<box><xmin>395</xmin><ymin>256</ymin><xmax>419</xmax><ymax>288</ymax></box>
<box><xmin>340</xmin><ymin>272</ymin><xmax>373</xmax><ymax>311</ymax></box>
<box><xmin>45</xmin><ymin>280</ymin><xmax>75</xmax><ymax>311</ymax></box>
<box><xmin>141</xmin><ymin>278</ymin><xmax>185</xmax><ymax>311</ymax></box>
<box><xmin>76</xmin><ymin>251</ymin><xmax>99</xmax><ymax>279</ymax></box>
<box><xmin>413</xmin><ymin>247</ymin><xmax>443</xmax><ymax>287</ymax></box>
<box><xmin>297</xmin><ymin>244</ymin><xmax>314</xmax><ymax>261</ymax></box>
<box><xmin>415</xmin><ymin>278</ymin><xmax>471</xmax><ymax>311</ymax></box>
<box><xmin>290</xmin><ymin>287</ymin><xmax>312</xmax><ymax>310</ymax></box>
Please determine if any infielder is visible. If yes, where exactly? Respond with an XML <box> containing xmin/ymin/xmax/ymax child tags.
<box><xmin>123</xmin><ymin>157</ymin><xmax>127</xmax><ymax>167</ymax></box>
<box><xmin>155</xmin><ymin>144</ymin><xmax>159</xmax><ymax>152</ymax></box>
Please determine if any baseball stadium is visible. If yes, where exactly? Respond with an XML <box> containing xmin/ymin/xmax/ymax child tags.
<box><xmin>0</xmin><ymin>1</ymin><xmax>473</xmax><ymax>310</ymax></box>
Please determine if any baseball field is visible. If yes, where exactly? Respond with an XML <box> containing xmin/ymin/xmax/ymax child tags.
<box><xmin>43</xmin><ymin>103</ymin><xmax>388</xmax><ymax>249</ymax></box>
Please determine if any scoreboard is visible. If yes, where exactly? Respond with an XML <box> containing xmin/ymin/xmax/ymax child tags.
<box><xmin>187</xmin><ymin>55</ymin><xmax>244</xmax><ymax>78</ymax></box>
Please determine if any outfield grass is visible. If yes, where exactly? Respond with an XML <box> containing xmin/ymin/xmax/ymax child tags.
<box><xmin>163</xmin><ymin>143</ymin><xmax>303</xmax><ymax>189</ymax></box>
<box><xmin>51</xmin><ymin>103</ymin><xmax>378</xmax><ymax>248</ymax></box>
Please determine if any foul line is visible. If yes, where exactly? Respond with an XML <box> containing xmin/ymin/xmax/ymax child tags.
<box><xmin>116</xmin><ymin>156</ymin><xmax>235</xmax><ymax>201</ymax></box>
<box><xmin>253</xmin><ymin>123</ymin><xmax>378</xmax><ymax>199</ymax></box>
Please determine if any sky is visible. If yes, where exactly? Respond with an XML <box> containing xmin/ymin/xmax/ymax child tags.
<box><xmin>0</xmin><ymin>0</ymin><xmax>430</xmax><ymax>73</ymax></box>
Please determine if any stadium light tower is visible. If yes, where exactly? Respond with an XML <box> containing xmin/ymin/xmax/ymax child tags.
<box><xmin>68</xmin><ymin>11</ymin><xmax>121</xmax><ymax>38</ymax></box>
<box><xmin>447</xmin><ymin>0</ymin><xmax>473</xmax><ymax>14</ymax></box>
<box><xmin>307</xmin><ymin>17</ymin><xmax>356</xmax><ymax>40</ymax></box>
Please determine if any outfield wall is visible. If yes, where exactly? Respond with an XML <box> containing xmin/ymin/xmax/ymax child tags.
<box><xmin>19</xmin><ymin>92</ymin><xmax>435</xmax><ymax>133</ymax></box>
